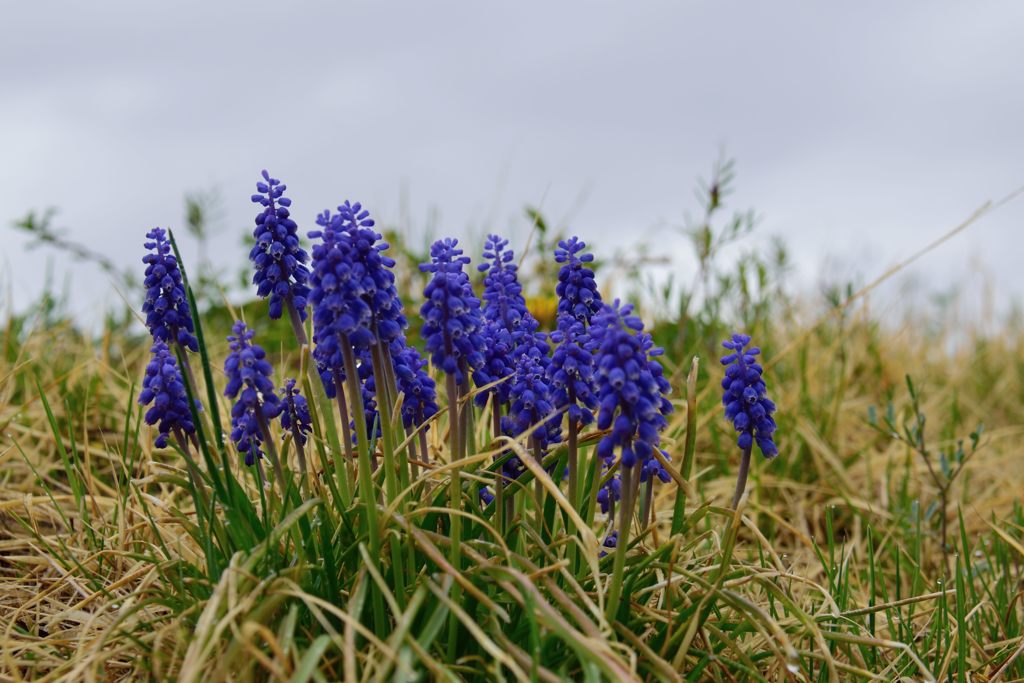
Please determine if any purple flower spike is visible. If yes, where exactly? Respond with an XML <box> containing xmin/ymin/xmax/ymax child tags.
<box><xmin>224</xmin><ymin>321</ymin><xmax>281</xmax><ymax>466</ymax></box>
<box><xmin>139</xmin><ymin>341</ymin><xmax>196</xmax><ymax>448</ymax></box>
<box><xmin>720</xmin><ymin>333</ymin><xmax>778</xmax><ymax>459</ymax></box>
<box><xmin>142</xmin><ymin>228</ymin><xmax>198</xmax><ymax>351</ymax></box>
<box><xmin>250</xmin><ymin>170</ymin><xmax>310</xmax><ymax>320</ymax></box>
<box><xmin>419</xmin><ymin>238</ymin><xmax>486</xmax><ymax>384</ymax></box>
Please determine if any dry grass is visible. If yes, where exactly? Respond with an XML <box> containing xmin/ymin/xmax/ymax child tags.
<box><xmin>2</xmin><ymin>186</ymin><xmax>1024</xmax><ymax>681</ymax></box>
<box><xmin>0</xmin><ymin>296</ymin><xmax>1021</xmax><ymax>681</ymax></box>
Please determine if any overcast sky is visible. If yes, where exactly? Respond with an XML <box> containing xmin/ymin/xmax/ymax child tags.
<box><xmin>4</xmin><ymin>2</ymin><xmax>1023</xmax><ymax>321</ymax></box>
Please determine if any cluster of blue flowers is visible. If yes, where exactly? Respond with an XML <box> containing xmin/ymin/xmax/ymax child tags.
<box><xmin>142</xmin><ymin>227</ymin><xmax>198</xmax><ymax>351</ymax></box>
<box><xmin>224</xmin><ymin>321</ymin><xmax>282</xmax><ymax>466</ymax></box>
<box><xmin>721</xmin><ymin>333</ymin><xmax>778</xmax><ymax>458</ymax></box>
<box><xmin>280</xmin><ymin>378</ymin><xmax>312</xmax><ymax>446</ymax></box>
<box><xmin>500</xmin><ymin>352</ymin><xmax>562</xmax><ymax>478</ymax></box>
<box><xmin>419</xmin><ymin>238</ymin><xmax>486</xmax><ymax>384</ymax></box>
<box><xmin>250</xmin><ymin>170</ymin><xmax>310</xmax><ymax>321</ymax></box>
<box><xmin>335</xmin><ymin>201</ymin><xmax>407</xmax><ymax>347</ymax></box>
<box><xmin>138</xmin><ymin>341</ymin><xmax>195</xmax><ymax>448</ymax></box>
<box><xmin>554</xmin><ymin>237</ymin><xmax>602</xmax><ymax>324</ymax></box>
<box><xmin>548</xmin><ymin>313</ymin><xmax>599</xmax><ymax>432</ymax></box>
<box><xmin>592</xmin><ymin>301</ymin><xmax>674</xmax><ymax>502</ymax></box>
<box><xmin>307</xmin><ymin>208</ymin><xmax>373</xmax><ymax>384</ymax></box>
<box><xmin>475</xmin><ymin>235</ymin><xmax>548</xmax><ymax>407</ymax></box>
<box><xmin>138</xmin><ymin>228</ymin><xmax>201</xmax><ymax>448</ymax></box>
<box><xmin>136</xmin><ymin>168</ymin><xmax>783</xmax><ymax>561</ymax></box>
<box><xmin>391</xmin><ymin>341</ymin><xmax>439</xmax><ymax>431</ymax></box>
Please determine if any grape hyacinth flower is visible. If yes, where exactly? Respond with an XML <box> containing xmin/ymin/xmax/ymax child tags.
<box><xmin>279</xmin><ymin>378</ymin><xmax>312</xmax><ymax>482</ymax></box>
<box><xmin>554</xmin><ymin>236</ymin><xmax>602</xmax><ymax>325</ymax></box>
<box><xmin>420</xmin><ymin>238</ymin><xmax>486</xmax><ymax>388</ymax></box>
<box><xmin>596</xmin><ymin>474</ymin><xmax>622</xmax><ymax>516</ymax></box>
<box><xmin>419</xmin><ymin>237</ymin><xmax>485</xmax><ymax>615</ymax></box>
<box><xmin>475</xmin><ymin>234</ymin><xmax>550</xmax><ymax>481</ymax></box>
<box><xmin>142</xmin><ymin>227</ymin><xmax>198</xmax><ymax>352</ymax></box>
<box><xmin>502</xmin><ymin>351</ymin><xmax>562</xmax><ymax>531</ymax></box>
<box><xmin>547</xmin><ymin>312</ymin><xmax>599</xmax><ymax>506</ymax></box>
<box><xmin>721</xmin><ymin>333</ymin><xmax>777</xmax><ymax>508</ymax></box>
<box><xmin>600</xmin><ymin>530</ymin><xmax>619</xmax><ymax>559</ymax></box>
<box><xmin>224</xmin><ymin>321</ymin><xmax>284</xmax><ymax>482</ymax></box>
<box><xmin>335</xmin><ymin>201</ymin><xmax>407</xmax><ymax>349</ymax></box>
<box><xmin>250</xmin><ymin>170</ymin><xmax>311</xmax><ymax>344</ymax></box>
<box><xmin>551</xmin><ymin>236</ymin><xmax>601</xmax><ymax>510</ymax></box>
<box><xmin>138</xmin><ymin>341</ymin><xmax>196</xmax><ymax>449</ymax></box>
<box><xmin>503</xmin><ymin>352</ymin><xmax>562</xmax><ymax>455</ymax></box>
<box><xmin>591</xmin><ymin>300</ymin><xmax>672</xmax><ymax>618</ymax></box>
<box><xmin>475</xmin><ymin>235</ymin><xmax>530</xmax><ymax>409</ymax></box>
<box><xmin>307</xmin><ymin>209</ymin><xmax>364</xmax><ymax>462</ymax></box>
<box><xmin>391</xmin><ymin>340</ymin><xmax>439</xmax><ymax>473</ymax></box>
<box><xmin>592</xmin><ymin>302</ymin><xmax>672</xmax><ymax>479</ymax></box>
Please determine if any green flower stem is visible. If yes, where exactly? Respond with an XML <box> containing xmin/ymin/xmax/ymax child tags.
<box><xmin>369</xmin><ymin>342</ymin><xmax>408</xmax><ymax>609</ymax></box>
<box><xmin>341</xmin><ymin>338</ymin><xmax>387</xmax><ymax>634</ymax></box>
<box><xmin>492</xmin><ymin>398</ymin><xmax>504</xmax><ymax>534</ymax></box>
<box><xmin>606</xmin><ymin>462</ymin><xmax>636</xmax><ymax>622</ymax></box>
<box><xmin>532</xmin><ymin>437</ymin><xmax>545</xmax><ymax>535</ymax></box>
<box><xmin>671</xmin><ymin>357</ymin><xmax>699</xmax><ymax>536</ymax></box>
<box><xmin>731</xmin><ymin>444</ymin><xmax>753</xmax><ymax>510</ymax></box>
<box><xmin>445</xmin><ymin>371</ymin><xmax>463</xmax><ymax>659</ymax></box>
<box><xmin>332</xmin><ymin>371</ymin><xmax>357</xmax><ymax>478</ymax></box>
<box><xmin>641</xmin><ymin>478</ymin><xmax>654</xmax><ymax>529</ymax></box>
<box><xmin>256</xmin><ymin>411</ymin><xmax>286</xmax><ymax>489</ymax></box>
<box><xmin>285</xmin><ymin>297</ymin><xmax>308</xmax><ymax>348</ymax></box>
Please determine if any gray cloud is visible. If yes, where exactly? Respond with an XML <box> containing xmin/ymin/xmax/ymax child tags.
<box><xmin>3</xmin><ymin>1</ymin><xmax>1023</xmax><ymax>318</ymax></box>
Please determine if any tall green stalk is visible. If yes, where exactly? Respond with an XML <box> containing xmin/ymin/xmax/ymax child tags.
<box><xmin>606</xmin><ymin>463</ymin><xmax>636</xmax><ymax>621</ymax></box>
<box><xmin>340</xmin><ymin>339</ymin><xmax>387</xmax><ymax>634</ymax></box>
<box><xmin>445</xmin><ymin>371</ymin><xmax>463</xmax><ymax>659</ymax></box>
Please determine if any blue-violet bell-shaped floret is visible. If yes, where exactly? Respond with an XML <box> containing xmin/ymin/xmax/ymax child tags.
<box><xmin>250</xmin><ymin>170</ymin><xmax>310</xmax><ymax>320</ymax></box>
<box><xmin>554</xmin><ymin>236</ymin><xmax>602</xmax><ymax>325</ymax></box>
<box><xmin>599</xmin><ymin>530</ymin><xmax>619</xmax><ymax>558</ymax></box>
<box><xmin>139</xmin><ymin>341</ymin><xmax>196</xmax><ymax>448</ymax></box>
<box><xmin>720</xmin><ymin>333</ymin><xmax>778</xmax><ymax>458</ymax></box>
<box><xmin>142</xmin><ymin>227</ymin><xmax>198</xmax><ymax>351</ymax></box>
<box><xmin>591</xmin><ymin>301</ymin><xmax>673</xmax><ymax>471</ymax></box>
<box><xmin>419</xmin><ymin>238</ymin><xmax>486</xmax><ymax>384</ymax></box>
<box><xmin>224</xmin><ymin>321</ymin><xmax>282</xmax><ymax>465</ymax></box>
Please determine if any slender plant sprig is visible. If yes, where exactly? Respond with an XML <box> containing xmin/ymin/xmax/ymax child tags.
<box><xmin>590</xmin><ymin>300</ymin><xmax>673</xmax><ymax>620</ymax></box>
<box><xmin>869</xmin><ymin>375</ymin><xmax>983</xmax><ymax>563</ymax></box>
<box><xmin>249</xmin><ymin>170</ymin><xmax>311</xmax><ymax>345</ymax></box>
<box><xmin>671</xmin><ymin>356</ymin><xmax>700</xmax><ymax>536</ymax></box>
<box><xmin>720</xmin><ymin>332</ymin><xmax>777</xmax><ymax>509</ymax></box>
